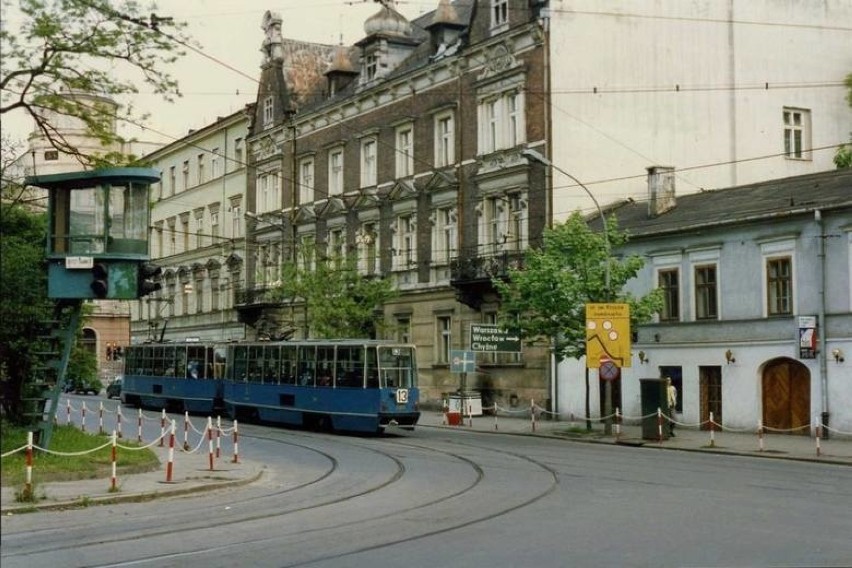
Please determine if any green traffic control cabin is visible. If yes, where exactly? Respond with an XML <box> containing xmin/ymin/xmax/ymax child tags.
<box><xmin>25</xmin><ymin>167</ymin><xmax>161</xmax><ymax>300</ymax></box>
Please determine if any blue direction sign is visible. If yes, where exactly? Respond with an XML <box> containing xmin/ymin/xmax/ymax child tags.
<box><xmin>451</xmin><ymin>350</ymin><xmax>477</xmax><ymax>373</ymax></box>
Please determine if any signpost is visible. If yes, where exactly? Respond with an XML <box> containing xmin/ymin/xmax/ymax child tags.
<box><xmin>450</xmin><ymin>350</ymin><xmax>478</xmax><ymax>418</ymax></box>
<box><xmin>469</xmin><ymin>324</ymin><xmax>521</xmax><ymax>353</ymax></box>
<box><xmin>586</xmin><ymin>304</ymin><xmax>631</xmax><ymax>435</ymax></box>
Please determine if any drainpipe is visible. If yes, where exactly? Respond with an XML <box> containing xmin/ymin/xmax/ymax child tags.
<box><xmin>816</xmin><ymin>209</ymin><xmax>829</xmax><ymax>438</ymax></box>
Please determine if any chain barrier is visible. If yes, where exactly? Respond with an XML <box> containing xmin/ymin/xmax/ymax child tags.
<box><xmin>2</xmin><ymin>402</ymin><xmax>241</xmax><ymax>492</ymax></box>
<box><xmin>455</xmin><ymin>402</ymin><xmax>850</xmax><ymax>458</ymax></box>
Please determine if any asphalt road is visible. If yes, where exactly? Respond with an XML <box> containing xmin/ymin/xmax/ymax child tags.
<box><xmin>2</xmin><ymin>415</ymin><xmax>851</xmax><ymax>568</ymax></box>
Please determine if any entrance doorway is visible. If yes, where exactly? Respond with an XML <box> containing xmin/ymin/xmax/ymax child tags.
<box><xmin>762</xmin><ymin>358</ymin><xmax>810</xmax><ymax>435</ymax></box>
<box><xmin>699</xmin><ymin>366</ymin><xmax>722</xmax><ymax>430</ymax></box>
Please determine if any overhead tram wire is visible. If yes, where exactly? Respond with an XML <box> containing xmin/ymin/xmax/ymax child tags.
<box><xmin>48</xmin><ymin>2</ymin><xmax>850</xmax><ymax>239</ymax></box>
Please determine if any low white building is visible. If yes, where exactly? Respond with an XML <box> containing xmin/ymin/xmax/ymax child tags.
<box><xmin>558</xmin><ymin>168</ymin><xmax>852</xmax><ymax>435</ymax></box>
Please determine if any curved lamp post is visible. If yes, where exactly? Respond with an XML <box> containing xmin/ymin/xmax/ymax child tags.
<box><xmin>522</xmin><ymin>149</ymin><xmax>614</xmax><ymax>432</ymax></box>
<box><xmin>521</xmin><ymin>148</ymin><xmax>610</xmax><ymax>296</ymax></box>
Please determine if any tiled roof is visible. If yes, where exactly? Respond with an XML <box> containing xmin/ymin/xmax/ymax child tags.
<box><xmin>607</xmin><ymin>169</ymin><xmax>852</xmax><ymax>237</ymax></box>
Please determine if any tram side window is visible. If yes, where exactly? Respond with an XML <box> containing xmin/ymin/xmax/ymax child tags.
<box><xmin>205</xmin><ymin>347</ymin><xmax>215</xmax><ymax>378</ymax></box>
<box><xmin>281</xmin><ymin>346</ymin><xmax>297</xmax><ymax>384</ymax></box>
<box><xmin>213</xmin><ymin>348</ymin><xmax>227</xmax><ymax>379</ymax></box>
<box><xmin>172</xmin><ymin>346</ymin><xmax>187</xmax><ymax>378</ymax></box>
<box><xmin>232</xmin><ymin>346</ymin><xmax>248</xmax><ymax>383</ymax></box>
<box><xmin>248</xmin><ymin>346</ymin><xmax>264</xmax><ymax>382</ymax></box>
<box><xmin>316</xmin><ymin>346</ymin><xmax>334</xmax><ymax>387</ymax></box>
<box><xmin>126</xmin><ymin>348</ymin><xmax>138</xmax><ymax>374</ymax></box>
<box><xmin>163</xmin><ymin>346</ymin><xmax>174</xmax><ymax>377</ymax></box>
<box><xmin>264</xmin><ymin>346</ymin><xmax>281</xmax><ymax>384</ymax></box>
<box><xmin>365</xmin><ymin>347</ymin><xmax>379</xmax><ymax>388</ymax></box>
<box><xmin>187</xmin><ymin>346</ymin><xmax>207</xmax><ymax>379</ymax></box>
<box><xmin>153</xmin><ymin>346</ymin><xmax>164</xmax><ymax>375</ymax></box>
<box><xmin>336</xmin><ymin>346</ymin><xmax>364</xmax><ymax>388</ymax></box>
<box><xmin>297</xmin><ymin>345</ymin><xmax>316</xmax><ymax>387</ymax></box>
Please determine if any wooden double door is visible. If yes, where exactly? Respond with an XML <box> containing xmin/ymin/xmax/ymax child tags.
<box><xmin>762</xmin><ymin>359</ymin><xmax>810</xmax><ymax>435</ymax></box>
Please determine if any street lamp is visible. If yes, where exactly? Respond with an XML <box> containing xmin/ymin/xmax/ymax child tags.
<box><xmin>522</xmin><ymin>148</ymin><xmax>614</xmax><ymax>433</ymax></box>
<box><xmin>521</xmin><ymin>148</ymin><xmax>610</xmax><ymax>296</ymax></box>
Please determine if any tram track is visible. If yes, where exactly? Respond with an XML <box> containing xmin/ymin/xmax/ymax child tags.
<box><xmin>1</xmin><ymin>427</ymin><xmax>557</xmax><ymax>568</ymax></box>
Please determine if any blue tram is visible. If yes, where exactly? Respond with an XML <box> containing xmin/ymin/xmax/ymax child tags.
<box><xmin>122</xmin><ymin>339</ymin><xmax>420</xmax><ymax>433</ymax></box>
<box><xmin>122</xmin><ymin>342</ymin><xmax>223</xmax><ymax>414</ymax></box>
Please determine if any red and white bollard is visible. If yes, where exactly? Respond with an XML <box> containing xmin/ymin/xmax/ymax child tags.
<box><xmin>467</xmin><ymin>403</ymin><xmax>473</xmax><ymax>428</ymax></box>
<box><xmin>207</xmin><ymin>417</ymin><xmax>215</xmax><ymax>471</ymax></box>
<box><xmin>24</xmin><ymin>431</ymin><xmax>34</xmax><ymax>499</ymax></box>
<box><xmin>66</xmin><ymin>399</ymin><xmax>72</xmax><ymax>425</ymax></box>
<box><xmin>166</xmin><ymin>420</ymin><xmax>176</xmax><ymax>482</ymax></box>
<box><xmin>110</xmin><ymin>431</ymin><xmax>118</xmax><ymax>491</ymax></box>
<box><xmin>441</xmin><ymin>399</ymin><xmax>448</xmax><ymax>425</ymax></box>
<box><xmin>709</xmin><ymin>411</ymin><xmax>716</xmax><ymax>448</ymax></box>
<box><xmin>531</xmin><ymin>399</ymin><xmax>537</xmax><ymax>433</ymax></box>
<box><xmin>116</xmin><ymin>406</ymin><xmax>123</xmax><ymax>439</ymax></box>
<box><xmin>216</xmin><ymin>416</ymin><xmax>222</xmax><ymax>458</ymax></box>
<box><xmin>231</xmin><ymin>420</ymin><xmax>240</xmax><ymax>464</ymax></box>
<box><xmin>657</xmin><ymin>407</ymin><xmax>663</xmax><ymax>444</ymax></box>
<box><xmin>99</xmin><ymin>401</ymin><xmax>105</xmax><ymax>435</ymax></box>
<box><xmin>81</xmin><ymin>402</ymin><xmax>87</xmax><ymax>432</ymax></box>
<box><xmin>183</xmin><ymin>411</ymin><xmax>190</xmax><ymax>451</ymax></box>
<box><xmin>159</xmin><ymin>409</ymin><xmax>166</xmax><ymax>447</ymax></box>
<box><xmin>137</xmin><ymin>408</ymin><xmax>143</xmax><ymax>443</ymax></box>
<box><xmin>758</xmin><ymin>420</ymin><xmax>765</xmax><ymax>452</ymax></box>
<box><xmin>615</xmin><ymin>407</ymin><xmax>622</xmax><ymax>441</ymax></box>
<box><xmin>816</xmin><ymin>423</ymin><xmax>822</xmax><ymax>457</ymax></box>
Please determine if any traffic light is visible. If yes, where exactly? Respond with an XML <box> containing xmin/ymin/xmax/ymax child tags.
<box><xmin>137</xmin><ymin>262</ymin><xmax>163</xmax><ymax>298</ymax></box>
<box><xmin>91</xmin><ymin>263</ymin><xmax>109</xmax><ymax>298</ymax></box>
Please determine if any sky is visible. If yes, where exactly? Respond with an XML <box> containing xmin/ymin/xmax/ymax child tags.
<box><xmin>2</xmin><ymin>0</ymin><xmax>432</xmax><ymax>148</ymax></box>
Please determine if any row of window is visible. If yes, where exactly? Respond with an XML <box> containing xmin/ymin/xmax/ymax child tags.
<box><xmin>253</xmin><ymin>191</ymin><xmax>528</xmax><ymax>285</ymax></box>
<box><xmin>287</xmin><ymin>112</ymin><xmax>456</xmax><ymax>209</ymax></box>
<box><xmin>261</xmin><ymin>91</ymin><xmax>527</xmax><ymax>211</ymax></box>
<box><xmin>152</xmin><ymin>197</ymin><xmax>242</xmax><ymax>258</ymax></box>
<box><xmin>158</xmin><ymin>138</ymin><xmax>245</xmax><ymax>198</ymax></box>
<box><xmin>137</xmin><ymin>267</ymin><xmax>241</xmax><ymax>320</ymax></box>
<box><xmin>657</xmin><ymin>255</ymin><xmax>793</xmax><ymax>322</ymax></box>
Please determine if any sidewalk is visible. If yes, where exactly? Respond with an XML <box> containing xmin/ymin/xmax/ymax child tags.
<box><xmin>0</xmin><ymin>444</ymin><xmax>264</xmax><ymax>514</ymax></box>
<box><xmin>3</xmin><ymin>412</ymin><xmax>849</xmax><ymax>514</ymax></box>
<box><xmin>417</xmin><ymin>411</ymin><xmax>852</xmax><ymax>466</ymax></box>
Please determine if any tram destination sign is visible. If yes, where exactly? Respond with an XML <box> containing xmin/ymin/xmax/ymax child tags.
<box><xmin>469</xmin><ymin>324</ymin><xmax>521</xmax><ymax>353</ymax></box>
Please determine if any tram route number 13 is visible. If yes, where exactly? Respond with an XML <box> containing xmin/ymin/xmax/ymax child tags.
<box><xmin>396</xmin><ymin>389</ymin><xmax>409</xmax><ymax>404</ymax></box>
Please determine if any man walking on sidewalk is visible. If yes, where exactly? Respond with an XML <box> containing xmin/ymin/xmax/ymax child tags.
<box><xmin>666</xmin><ymin>377</ymin><xmax>678</xmax><ymax>437</ymax></box>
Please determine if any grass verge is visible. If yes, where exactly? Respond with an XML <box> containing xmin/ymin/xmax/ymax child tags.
<box><xmin>1</xmin><ymin>422</ymin><xmax>159</xmax><ymax>487</ymax></box>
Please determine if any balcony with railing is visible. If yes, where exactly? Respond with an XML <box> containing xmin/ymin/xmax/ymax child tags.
<box><xmin>450</xmin><ymin>252</ymin><xmax>524</xmax><ymax>309</ymax></box>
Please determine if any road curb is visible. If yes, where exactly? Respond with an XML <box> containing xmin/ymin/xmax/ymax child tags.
<box><xmin>422</xmin><ymin>423</ymin><xmax>852</xmax><ymax>467</ymax></box>
<box><xmin>0</xmin><ymin>467</ymin><xmax>265</xmax><ymax>515</ymax></box>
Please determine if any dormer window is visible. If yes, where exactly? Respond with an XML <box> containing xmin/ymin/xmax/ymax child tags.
<box><xmin>491</xmin><ymin>0</ymin><xmax>509</xmax><ymax>32</ymax></box>
<box><xmin>365</xmin><ymin>53</ymin><xmax>378</xmax><ymax>81</ymax></box>
<box><xmin>263</xmin><ymin>96</ymin><xmax>274</xmax><ymax>129</ymax></box>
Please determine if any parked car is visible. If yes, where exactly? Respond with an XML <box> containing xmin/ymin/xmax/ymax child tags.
<box><xmin>106</xmin><ymin>376</ymin><xmax>122</xmax><ymax>399</ymax></box>
<box><xmin>63</xmin><ymin>376</ymin><xmax>102</xmax><ymax>395</ymax></box>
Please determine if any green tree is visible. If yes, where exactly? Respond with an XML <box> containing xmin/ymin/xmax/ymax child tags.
<box><xmin>0</xmin><ymin>202</ymin><xmax>53</xmax><ymax>421</ymax></box>
<box><xmin>835</xmin><ymin>72</ymin><xmax>852</xmax><ymax>169</ymax></box>
<box><xmin>0</xmin><ymin>0</ymin><xmax>189</xmax><ymax>166</ymax></box>
<box><xmin>494</xmin><ymin>212</ymin><xmax>662</xmax><ymax>429</ymax></box>
<box><xmin>270</xmin><ymin>251</ymin><xmax>399</xmax><ymax>339</ymax></box>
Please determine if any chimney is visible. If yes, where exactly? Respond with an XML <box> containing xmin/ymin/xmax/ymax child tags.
<box><xmin>647</xmin><ymin>166</ymin><xmax>676</xmax><ymax>217</ymax></box>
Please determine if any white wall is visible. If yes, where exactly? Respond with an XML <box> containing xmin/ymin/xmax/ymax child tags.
<box><xmin>548</xmin><ymin>0</ymin><xmax>852</xmax><ymax>220</ymax></box>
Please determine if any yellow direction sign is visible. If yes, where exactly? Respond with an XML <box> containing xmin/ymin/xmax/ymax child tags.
<box><xmin>585</xmin><ymin>303</ymin><xmax>631</xmax><ymax>369</ymax></box>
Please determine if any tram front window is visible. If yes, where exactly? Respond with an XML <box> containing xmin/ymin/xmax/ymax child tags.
<box><xmin>378</xmin><ymin>346</ymin><xmax>416</xmax><ymax>389</ymax></box>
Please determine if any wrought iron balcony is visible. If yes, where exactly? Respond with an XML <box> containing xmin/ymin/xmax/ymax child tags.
<box><xmin>450</xmin><ymin>252</ymin><xmax>524</xmax><ymax>309</ymax></box>
<box><xmin>235</xmin><ymin>286</ymin><xmax>280</xmax><ymax>308</ymax></box>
